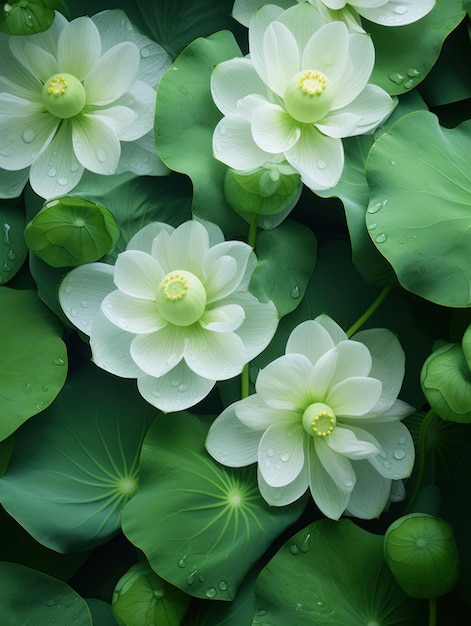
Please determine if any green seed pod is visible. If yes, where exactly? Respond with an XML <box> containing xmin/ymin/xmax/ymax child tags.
<box><xmin>420</xmin><ymin>339</ymin><xmax>471</xmax><ymax>423</ymax></box>
<box><xmin>0</xmin><ymin>0</ymin><xmax>62</xmax><ymax>35</ymax></box>
<box><xmin>25</xmin><ymin>197</ymin><xmax>120</xmax><ymax>267</ymax></box>
<box><xmin>224</xmin><ymin>162</ymin><xmax>302</xmax><ymax>222</ymax></box>
<box><xmin>384</xmin><ymin>513</ymin><xmax>460</xmax><ymax>599</ymax></box>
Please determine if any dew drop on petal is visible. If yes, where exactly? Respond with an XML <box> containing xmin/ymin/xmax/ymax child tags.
<box><xmin>178</xmin><ymin>384</ymin><xmax>187</xmax><ymax>393</ymax></box>
<box><xmin>58</xmin><ymin>177</ymin><xmax>68</xmax><ymax>186</ymax></box>
<box><xmin>140</xmin><ymin>46</ymin><xmax>150</xmax><ymax>58</ymax></box>
<box><xmin>394</xmin><ymin>5</ymin><xmax>408</xmax><ymax>14</ymax></box>
<box><xmin>280</xmin><ymin>453</ymin><xmax>290</xmax><ymax>462</ymax></box>
<box><xmin>22</xmin><ymin>129</ymin><xmax>36</xmax><ymax>143</ymax></box>
<box><xmin>398</xmin><ymin>436</ymin><xmax>406</xmax><ymax>444</ymax></box>
<box><xmin>47</xmin><ymin>168</ymin><xmax>57</xmax><ymax>177</ymax></box>
<box><xmin>317</xmin><ymin>160</ymin><xmax>327</xmax><ymax>170</ymax></box>
<box><xmin>393</xmin><ymin>448</ymin><xmax>406</xmax><ymax>460</ymax></box>
<box><xmin>96</xmin><ymin>148</ymin><xmax>107</xmax><ymax>163</ymax></box>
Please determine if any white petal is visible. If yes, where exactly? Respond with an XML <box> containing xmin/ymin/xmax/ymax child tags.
<box><xmin>251</xmin><ymin>102</ymin><xmax>301</xmax><ymax>153</ymax></box>
<box><xmin>279</xmin><ymin>2</ymin><xmax>328</xmax><ymax>53</ymax></box>
<box><xmin>1</xmin><ymin>34</ymin><xmax>44</xmax><ymax>96</ymax></box>
<box><xmin>0</xmin><ymin>102</ymin><xmax>58</xmax><ymax>170</ymax></box>
<box><xmin>84</xmin><ymin>42</ymin><xmax>140</xmax><ymax>105</ymax></box>
<box><xmin>127</xmin><ymin>221</ymin><xmax>174</xmax><ymax>254</ymax></box>
<box><xmin>327</xmin><ymin>376</ymin><xmax>382</xmax><ymax>416</ymax></box>
<box><xmin>346</xmin><ymin>459</ymin><xmax>391</xmax><ymax>519</ymax></box>
<box><xmin>249</xmin><ymin>4</ymin><xmax>286</xmax><ymax>82</ymax></box>
<box><xmin>314</xmin><ymin>437</ymin><xmax>356</xmax><ymax>492</ymax></box>
<box><xmin>130</xmin><ymin>325</ymin><xmax>185</xmax><ymax>377</ymax></box>
<box><xmin>228</xmin><ymin>292</ymin><xmax>279</xmax><ymax>360</ymax></box>
<box><xmin>152</xmin><ymin>221</ymin><xmax>209</xmax><ymax>277</ymax></box>
<box><xmin>90</xmin><ymin>310</ymin><xmax>144</xmax><ymax>378</ymax></box>
<box><xmin>101</xmin><ymin>290</ymin><xmax>167</xmax><ymax>334</ymax></box>
<box><xmin>308</xmin><ymin>441</ymin><xmax>349</xmax><ymax>519</ymax></box>
<box><xmin>256</xmin><ymin>353</ymin><xmax>313</xmax><ymax>410</ymax></box>
<box><xmin>138</xmin><ymin>360</ymin><xmax>215</xmax><ymax>413</ymax></box>
<box><xmin>323</xmin><ymin>0</ymin><xmax>348</xmax><ymax>9</ymax></box>
<box><xmin>314</xmin><ymin>313</ymin><xmax>348</xmax><ymax>344</ymax></box>
<box><xmin>332</xmin><ymin>32</ymin><xmax>374</xmax><ymax>110</ymax></box>
<box><xmin>29</xmin><ymin>120</ymin><xmax>84</xmax><ymax>198</ymax></box>
<box><xmin>263</xmin><ymin>22</ymin><xmax>300</xmax><ymax>96</ymax></box>
<box><xmin>328</xmin><ymin>340</ymin><xmax>372</xmax><ymax>388</ymax></box>
<box><xmin>117</xmin><ymin>131</ymin><xmax>170</xmax><ymax>177</ymax></box>
<box><xmin>213</xmin><ymin>113</ymin><xmax>274</xmax><ymax>170</ymax></box>
<box><xmin>369</xmin><ymin>399</ymin><xmax>415</xmax><ymax>423</ymax></box>
<box><xmin>327</xmin><ymin>425</ymin><xmax>380</xmax><ymax>459</ymax></box>
<box><xmin>286</xmin><ymin>319</ymin><xmax>335</xmax><ymax>362</ymax></box>
<box><xmin>112</xmin><ymin>82</ymin><xmax>157</xmax><ymax>141</ymax></box>
<box><xmin>236</xmin><ymin>394</ymin><xmax>300</xmax><ymax>430</ymax></box>
<box><xmin>285</xmin><ymin>124</ymin><xmax>344</xmax><ymax>190</ymax></box>
<box><xmin>233</xmin><ymin>0</ymin><xmax>293</xmax><ymax>27</ymax></box>
<box><xmin>315</xmin><ymin>112</ymin><xmax>362</xmax><ymax>138</ymax></box>
<box><xmin>113</xmin><ymin>250</ymin><xmax>164</xmax><ymax>299</ymax></box>
<box><xmin>258</xmin><ymin>422</ymin><xmax>306</xmax><ymax>487</ymax></box>
<box><xmin>200</xmin><ymin>304</ymin><xmax>245</xmax><ymax>332</ymax></box>
<box><xmin>258</xmin><ymin>462</ymin><xmax>309</xmax><ymax>506</ymax></box>
<box><xmin>57</xmin><ymin>17</ymin><xmax>101</xmax><ymax>79</ymax></box>
<box><xmin>204</xmin><ymin>240</ymin><xmax>252</xmax><ymax>301</ymax></box>
<box><xmin>364</xmin><ymin>421</ymin><xmax>415</xmax><ymax>479</ymax></box>
<box><xmin>185</xmin><ymin>326</ymin><xmax>246</xmax><ymax>380</ymax></box>
<box><xmin>90</xmin><ymin>107</ymin><xmax>136</xmax><ymax>140</ymax></box>
<box><xmin>0</xmin><ymin>167</ymin><xmax>29</xmax><ymax>198</ymax></box>
<box><xmin>72</xmin><ymin>114</ymin><xmax>121</xmax><ymax>175</ymax></box>
<box><xmin>59</xmin><ymin>262</ymin><xmax>115</xmax><ymax>335</ymax></box>
<box><xmin>206</xmin><ymin>402</ymin><xmax>262</xmax><ymax>466</ymax></box>
<box><xmin>211</xmin><ymin>57</ymin><xmax>269</xmax><ymax>115</ymax></box>
<box><xmin>301</xmin><ymin>22</ymin><xmax>349</xmax><ymax>92</ymax></box>
<box><xmin>329</xmin><ymin>85</ymin><xmax>395</xmax><ymax>136</ymax></box>
<box><xmin>16</xmin><ymin>42</ymin><xmax>58</xmax><ymax>83</ymax></box>
<box><xmin>358</xmin><ymin>0</ymin><xmax>435</xmax><ymax>26</ymax></box>
<box><xmin>307</xmin><ymin>348</ymin><xmax>339</xmax><ymax>399</ymax></box>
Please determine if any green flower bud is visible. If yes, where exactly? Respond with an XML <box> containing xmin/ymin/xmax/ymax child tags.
<box><xmin>156</xmin><ymin>270</ymin><xmax>207</xmax><ymax>326</ymax></box>
<box><xmin>421</xmin><ymin>339</ymin><xmax>471</xmax><ymax>423</ymax></box>
<box><xmin>0</xmin><ymin>0</ymin><xmax>59</xmax><ymax>35</ymax></box>
<box><xmin>284</xmin><ymin>70</ymin><xmax>333</xmax><ymax>124</ymax></box>
<box><xmin>24</xmin><ymin>197</ymin><xmax>120</xmax><ymax>267</ymax></box>
<box><xmin>384</xmin><ymin>513</ymin><xmax>460</xmax><ymax>599</ymax></box>
<box><xmin>42</xmin><ymin>73</ymin><xmax>86</xmax><ymax>119</ymax></box>
<box><xmin>112</xmin><ymin>561</ymin><xmax>190</xmax><ymax>626</ymax></box>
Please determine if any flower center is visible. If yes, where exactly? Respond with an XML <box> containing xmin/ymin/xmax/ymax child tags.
<box><xmin>284</xmin><ymin>70</ymin><xmax>333</xmax><ymax>124</ymax></box>
<box><xmin>42</xmin><ymin>73</ymin><xmax>86</xmax><ymax>119</ymax></box>
<box><xmin>156</xmin><ymin>270</ymin><xmax>207</xmax><ymax>326</ymax></box>
<box><xmin>302</xmin><ymin>402</ymin><xmax>336</xmax><ymax>437</ymax></box>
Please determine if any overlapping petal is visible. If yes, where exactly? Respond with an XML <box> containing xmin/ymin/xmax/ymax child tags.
<box><xmin>72</xmin><ymin>113</ymin><xmax>121</xmax><ymax>175</ymax></box>
<box><xmin>251</xmin><ymin>102</ymin><xmax>301</xmax><ymax>154</ymax></box>
<box><xmin>258</xmin><ymin>422</ymin><xmax>306</xmax><ymax>487</ymax></box>
<box><xmin>356</xmin><ymin>0</ymin><xmax>435</xmax><ymax>26</ymax></box>
<box><xmin>206</xmin><ymin>403</ymin><xmax>262</xmax><ymax>466</ymax></box>
<box><xmin>113</xmin><ymin>250</ymin><xmax>164</xmax><ymax>299</ymax></box>
<box><xmin>57</xmin><ymin>17</ymin><xmax>101</xmax><ymax>79</ymax></box>
<box><xmin>211</xmin><ymin>57</ymin><xmax>268</xmax><ymax>115</ymax></box>
<box><xmin>131</xmin><ymin>324</ymin><xmax>186</xmax><ymax>378</ymax></box>
<box><xmin>256</xmin><ymin>354</ymin><xmax>314</xmax><ymax>410</ymax></box>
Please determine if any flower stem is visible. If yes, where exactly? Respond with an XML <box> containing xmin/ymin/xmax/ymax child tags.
<box><xmin>404</xmin><ymin>409</ymin><xmax>436</xmax><ymax>514</ymax></box>
<box><xmin>345</xmin><ymin>285</ymin><xmax>392</xmax><ymax>337</ymax></box>
<box><xmin>247</xmin><ymin>212</ymin><xmax>259</xmax><ymax>249</ymax></box>
<box><xmin>241</xmin><ymin>363</ymin><xmax>249</xmax><ymax>399</ymax></box>
<box><xmin>429</xmin><ymin>597</ymin><xmax>437</xmax><ymax>626</ymax></box>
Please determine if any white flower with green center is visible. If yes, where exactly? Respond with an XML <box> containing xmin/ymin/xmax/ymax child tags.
<box><xmin>58</xmin><ymin>220</ymin><xmax>279</xmax><ymax>413</ymax></box>
<box><xmin>0</xmin><ymin>9</ymin><xmax>171</xmax><ymax>199</ymax></box>
<box><xmin>232</xmin><ymin>1</ymin><xmax>436</xmax><ymax>30</ymax></box>
<box><xmin>206</xmin><ymin>314</ymin><xmax>415</xmax><ymax>520</ymax></box>
<box><xmin>212</xmin><ymin>2</ymin><xmax>395</xmax><ymax>191</ymax></box>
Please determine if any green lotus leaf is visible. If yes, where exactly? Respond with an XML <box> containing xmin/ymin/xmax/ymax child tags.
<box><xmin>0</xmin><ymin>0</ymin><xmax>60</xmax><ymax>35</ymax></box>
<box><xmin>154</xmin><ymin>30</ymin><xmax>247</xmax><ymax>237</ymax></box>
<box><xmin>367</xmin><ymin>0</ymin><xmax>466</xmax><ymax>95</ymax></box>
<box><xmin>121</xmin><ymin>412</ymin><xmax>306</xmax><ymax>601</ymax></box>
<box><xmin>112</xmin><ymin>561</ymin><xmax>190</xmax><ymax>626</ymax></box>
<box><xmin>384</xmin><ymin>513</ymin><xmax>460</xmax><ymax>599</ymax></box>
<box><xmin>252</xmin><ymin>519</ymin><xmax>426</xmax><ymax>625</ymax></box>
<box><xmin>0</xmin><ymin>562</ymin><xmax>91</xmax><ymax>625</ymax></box>
<box><xmin>421</xmin><ymin>342</ymin><xmax>471</xmax><ymax>423</ymax></box>
<box><xmin>0</xmin><ymin>287</ymin><xmax>67</xmax><ymax>441</ymax></box>
<box><xmin>0</xmin><ymin>363</ymin><xmax>156</xmax><ymax>552</ymax></box>
<box><xmin>25</xmin><ymin>196</ymin><xmax>120</xmax><ymax>268</ymax></box>
<box><xmin>0</xmin><ymin>204</ymin><xmax>27</xmax><ymax>285</ymax></box>
<box><xmin>249</xmin><ymin>219</ymin><xmax>317</xmax><ymax>318</ymax></box>
<box><xmin>365</xmin><ymin>110</ymin><xmax>471</xmax><ymax>307</ymax></box>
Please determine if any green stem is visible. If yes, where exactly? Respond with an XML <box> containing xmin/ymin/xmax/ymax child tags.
<box><xmin>241</xmin><ymin>364</ymin><xmax>250</xmax><ymax>399</ymax></box>
<box><xmin>247</xmin><ymin>212</ymin><xmax>259</xmax><ymax>249</ymax></box>
<box><xmin>428</xmin><ymin>597</ymin><xmax>437</xmax><ymax>626</ymax></box>
<box><xmin>345</xmin><ymin>285</ymin><xmax>392</xmax><ymax>337</ymax></box>
<box><xmin>404</xmin><ymin>409</ymin><xmax>436</xmax><ymax>514</ymax></box>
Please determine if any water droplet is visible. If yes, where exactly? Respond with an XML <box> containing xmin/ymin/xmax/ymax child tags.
<box><xmin>186</xmin><ymin>571</ymin><xmax>196</xmax><ymax>585</ymax></box>
<box><xmin>171</xmin><ymin>379</ymin><xmax>179</xmax><ymax>388</ymax></box>
<box><xmin>7</xmin><ymin>249</ymin><xmax>15</xmax><ymax>260</ymax></box>
<box><xmin>22</xmin><ymin>128</ymin><xmax>35</xmax><ymax>143</ymax></box>
<box><xmin>64</xmin><ymin>285</ymin><xmax>73</xmax><ymax>295</ymax></box>
<box><xmin>218</xmin><ymin>580</ymin><xmax>228</xmax><ymax>591</ymax></box>
<box><xmin>407</xmin><ymin>67</ymin><xmax>420</xmax><ymax>78</ymax></box>
<box><xmin>179</xmin><ymin>85</ymin><xmax>189</xmax><ymax>95</ymax></box>
<box><xmin>3</xmin><ymin>223</ymin><xmax>11</xmax><ymax>245</ymax></box>
<box><xmin>23</xmin><ymin>383</ymin><xmax>32</xmax><ymax>394</ymax></box>
<box><xmin>58</xmin><ymin>177</ymin><xmax>68</xmax><ymax>186</ymax></box>
<box><xmin>398</xmin><ymin>436</ymin><xmax>406</xmax><ymax>445</ymax></box>
<box><xmin>151</xmin><ymin>391</ymin><xmax>161</xmax><ymax>398</ymax></box>
<box><xmin>367</xmin><ymin>223</ymin><xmax>377</xmax><ymax>231</ymax></box>
<box><xmin>52</xmin><ymin>357</ymin><xmax>65</xmax><ymax>366</ymax></box>
<box><xmin>266</xmin><ymin>449</ymin><xmax>274</xmax><ymax>458</ymax></box>
<box><xmin>404</xmin><ymin>79</ymin><xmax>415</xmax><ymax>89</ymax></box>
<box><xmin>389</xmin><ymin>159</ymin><xmax>396</xmax><ymax>166</ymax></box>
<box><xmin>96</xmin><ymin>148</ymin><xmax>107</xmax><ymax>163</ymax></box>
<box><xmin>290</xmin><ymin>285</ymin><xmax>300</xmax><ymax>299</ymax></box>
<box><xmin>198</xmin><ymin>573</ymin><xmax>206</xmax><ymax>582</ymax></box>
<box><xmin>300</xmin><ymin>533</ymin><xmax>311</xmax><ymax>553</ymax></box>
<box><xmin>375</xmin><ymin>233</ymin><xmax>387</xmax><ymax>244</ymax></box>
<box><xmin>280</xmin><ymin>453</ymin><xmax>290</xmax><ymax>462</ymax></box>
<box><xmin>394</xmin><ymin>5</ymin><xmax>408</xmax><ymax>14</ymax></box>
<box><xmin>290</xmin><ymin>544</ymin><xmax>300</xmax><ymax>555</ymax></box>
<box><xmin>367</xmin><ymin>201</ymin><xmax>382</xmax><ymax>214</ymax></box>
<box><xmin>317</xmin><ymin>160</ymin><xmax>327</xmax><ymax>170</ymax></box>
<box><xmin>178</xmin><ymin>384</ymin><xmax>187</xmax><ymax>393</ymax></box>
<box><xmin>383</xmin><ymin>461</ymin><xmax>391</xmax><ymax>469</ymax></box>
<box><xmin>47</xmin><ymin>168</ymin><xmax>56</xmax><ymax>177</ymax></box>
<box><xmin>177</xmin><ymin>557</ymin><xmax>186</xmax><ymax>568</ymax></box>
<box><xmin>205</xmin><ymin>587</ymin><xmax>217</xmax><ymax>598</ymax></box>
<box><xmin>316</xmin><ymin>601</ymin><xmax>325</xmax><ymax>607</ymax></box>
<box><xmin>42</xmin><ymin>385</ymin><xmax>49</xmax><ymax>392</ymax></box>
<box><xmin>344</xmin><ymin>478</ymin><xmax>354</xmax><ymax>488</ymax></box>
<box><xmin>393</xmin><ymin>448</ymin><xmax>406</xmax><ymax>460</ymax></box>
<box><xmin>46</xmin><ymin>599</ymin><xmax>56</xmax><ymax>607</ymax></box>
<box><xmin>80</xmin><ymin>300</ymin><xmax>88</xmax><ymax>308</ymax></box>
<box><xmin>140</xmin><ymin>47</ymin><xmax>150</xmax><ymax>58</ymax></box>
<box><xmin>69</xmin><ymin>163</ymin><xmax>79</xmax><ymax>173</ymax></box>
<box><xmin>388</xmin><ymin>72</ymin><xmax>404</xmax><ymax>85</ymax></box>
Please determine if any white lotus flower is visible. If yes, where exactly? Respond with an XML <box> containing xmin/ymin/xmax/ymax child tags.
<box><xmin>206</xmin><ymin>314</ymin><xmax>415</xmax><ymax>520</ymax></box>
<box><xmin>232</xmin><ymin>0</ymin><xmax>436</xmax><ymax>30</ymax></box>
<box><xmin>58</xmin><ymin>220</ymin><xmax>279</xmax><ymax>413</ymax></box>
<box><xmin>0</xmin><ymin>10</ymin><xmax>171</xmax><ymax>199</ymax></box>
<box><xmin>212</xmin><ymin>2</ymin><xmax>395</xmax><ymax>191</ymax></box>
